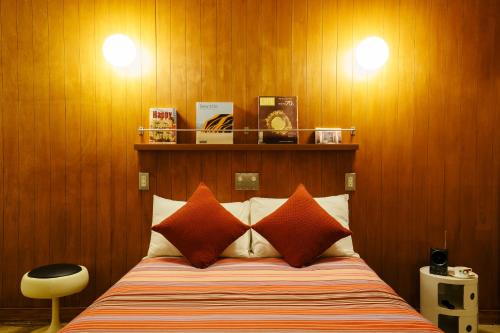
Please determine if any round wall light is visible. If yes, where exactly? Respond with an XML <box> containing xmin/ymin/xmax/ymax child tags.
<box><xmin>355</xmin><ymin>36</ymin><xmax>389</xmax><ymax>71</ymax></box>
<box><xmin>102</xmin><ymin>34</ymin><xmax>137</xmax><ymax>67</ymax></box>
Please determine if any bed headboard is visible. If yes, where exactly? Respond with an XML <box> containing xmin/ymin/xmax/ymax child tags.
<box><xmin>137</xmin><ymin>147</ymin><xmax>355</xmax><ymax>262</ymax></box>
<box><xmin>138</xmin><ymin>150</ymin><xmax>355</xmax><ymax>200</ymax></box>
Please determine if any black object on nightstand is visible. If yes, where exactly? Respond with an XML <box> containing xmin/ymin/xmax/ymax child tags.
<box><xmin>430</xmin><ymin>248</ymin><xmax>448</xmax><ymax>276</ymax></box>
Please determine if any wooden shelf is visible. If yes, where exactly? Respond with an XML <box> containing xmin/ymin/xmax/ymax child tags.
<box><xmin>134</xmin><ymin>143</ymin><xmax>359</xmax><ymax>151</ymax></box>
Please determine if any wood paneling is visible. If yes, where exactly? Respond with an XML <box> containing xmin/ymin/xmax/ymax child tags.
<box><xmin>2</xmin><ymin>0</ymin><xmax>20</xmax><ymax>306</ymax></box>
<box><xmin>137</xmin><ymin>150</ymin><xmax>355</xmax><ymax>236</ymax></box>
<box><xmin>0</xmin><ymin>0</ymin><xmax>499</xmax><ymax>319</ymax></box>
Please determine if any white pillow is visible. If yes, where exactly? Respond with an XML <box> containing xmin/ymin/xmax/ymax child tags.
<box><xmin>249</xmin><ymin>194</ymin><xmax>359</xmax><ymax>258</ymax></box>
<box><xmin>147</xmin><ymin>195</ymin><xmax>252</xmax><ymax>258</ymax></box>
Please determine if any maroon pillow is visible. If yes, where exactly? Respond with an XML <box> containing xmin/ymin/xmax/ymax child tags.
<box><xmin>252</xmin><ymin>184</ymin><xmax>352</xmax><ymax>267</ymax></box>
<box><xmin>152</xmin><ymin>183</ymin><xmax>249</xmax><ymax>268</ymax></box>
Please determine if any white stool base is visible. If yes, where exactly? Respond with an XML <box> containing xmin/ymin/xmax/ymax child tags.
<box><xmin>30</xmin><ymin>298</ymin><xmax>61</xmax><ymax>333</ymax></box>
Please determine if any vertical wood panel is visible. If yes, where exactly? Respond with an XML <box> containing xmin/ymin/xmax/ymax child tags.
<box><xmin>458</xmin><ymin>0</ymin><xmax>479</xmax><ymax>269</ymax></box>
<box><xmin>231</xmin><ymin>0</ymin><xmax>246</xmax><ymax>143</ymax></box>
<box><xmin>260</xmin><ymin>151</ymin><xmax>276</xmax><ymax>196</ymax></box>
<box><xmin>411</xmin><ymin>0</ymin><xmax>431</xmax><ymax>305</ymax></box>
<box><xmin>171</xmin><ymin>152</ymin><xmax>187</xmax><ymax>200</ymax></box>
<box><xmin>140</xmin><ymin>151</ymin><xmax>158</xmax><ymax>252</ymax></box>
<box><xmin>230</xmin><ymin>151</ymin><xmax>246</xmax><ymax>201</ymax></box>
<box><xmin>201</xmin><ymin>152</ymin><xmax>217</xmax><ymax>192</ymax></box>
<box><xmin>63</xmin><ymin>0</ymin><xmax>82</xmax><ymax>306</ymax></box>
<box><xmin>17</xmin><ymin>0</ymin><xmax>36</xmax><ymax>308</ymax></box>
<box><xmin>1</xmin><ymin>0</ymin><xmax>20</xmax><ymax>307</ymax></box>
<box><xmin>335</xmin><ymin>0</ymin><xmax>353</xmax><ymax>129</ymax></box>
<box><xmin>48</xmin><ymin>0</ymin><xmax>67</xmax><ymax>269</ymax></box>
<box><xmin>171</xmin><ymin>0</ymin><xmax>187</xmax><ymax>143</ymax></box>
<box><xmin>216</xmin><ymin>0</ymin><xmax>232</xmax><ymax>101</ymax></box>
<box><xmin>216</xmin><ymin>152</ymin><xmax>232</xmax><ymax>201</ymax></box>
<box><xmin>426</xmin><ymin>0</ymin><xmax>446</xmax><ymax>253</ymax></box>
<box><xmin>276</xmin><ymin>0</ymin><xmax>292</xmax><ymax>96</ymax></box>
<box><xmin>379</xmin><ymin>0</ymin><xmax>400</xmax><ymax>287</ymax></box>
<box><xmin>291</xmin><ymin>0</ymin><xmax>307</xmax><ymax>143</ymax></box>
<box><xmin>201</xmin><ymin>0</ymin><xmax>216</xmax><ymax>101</ymax></box>
<box><xmin>156</xmin><ymin>0</ymin><xmax>171</xmax><ymax>110</ymax></box>
<box><xmin>156</xmin><ymin>153</ymin><xmax>171</xmax><ymax>197</ymax></box>
<box><xmin>394</xmin><ymin>0</ymin><xmax>416</xmax><ymax>301</ymax></box>
<box><xmin>259</xmin><ymin>0</ymin><xmax>276</xmax><ymax>96</ymax></box>
<box><xmin>305</xmin><ymin>0</ymin><xmax>322</xmax><ymax>144</ymax></box>
<box><xmin>186</xmin><ymin>153</ymin><xmax>202</xmax><ymax>195</ymax></box>
<box><xmin>0</xmin><ymin>0</ymin><xmax>498</xmax><ymax>313</ymax></box>
<box><xmin>274</xmin><ymin>151</ymin><xmax>292</xmax><ymax>197</ymax></box>
<box><xmin>186</xmin><ymin>0</ymin><xmax>201</xmax><ymax>144</ymax></box>
<box><xmin>125</xmin><ymin>0</ymin><xmax>143</xmax><ymax>269</ymax></box>
<box><xmin>321</xmin><ymin>0</ymin><xmax>338</xmax><ymax>127</ymax></box>
<box><xmin>109</xmin><ymin>0</ymin><xmax>128</xmax><ymax>284</ymax></box>
<box><xmin>443</xmin><ymin>0</ymin><xmax>463</xmax><ymax>279</ymax></box>
<box><xmin>244</xmin><ymin>151</ymin><xmax>262</xmax><ymax>198</ymax></box>
<box><xmin>352</xmin><ymin>1</ymin><xmax>378</xmax><ymax>269</ymax></box>
<box><xmin>475</xmin><ymin>0</ymin><xmax>499</xmax><ymax>308</ymax></box>
<box><xmin>79</xmin><ymin>0</ymin><xmax>97</xmax><ymax>305</ymax></box>
<box><xmin>0</xmin><ymin>0</ymin><xmax>3</xmax><ymax>304</ymax></box>
<box><xmin>490</xmin><ymin>2</ymin><xmax>500</xmax><ymax>305</ymax></box>
<box><xmin>141</xmin><ymin>0</ymin><xmax>159</xmax><ymax>259</ymax></box>
<box><xmin>94</xmin><ymin>0</ymin><xmax>113</xmax><ymax>297</ymax></box>
<box><xmin>244</xmin><ymin>0</ymin><xmax>260</xmax><ymax>144</ymax></box>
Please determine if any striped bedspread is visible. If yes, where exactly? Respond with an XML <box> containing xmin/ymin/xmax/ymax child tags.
<box><xmin>62</xmin><ymin>257</ymin><xmax>440</xmax><ymax>332</ymax></box>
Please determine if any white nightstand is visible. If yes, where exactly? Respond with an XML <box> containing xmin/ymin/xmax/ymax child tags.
<box><xmin>420</xmin><ymin>266</ymin><xmax>478</xmax><ymax>333</ymax></box>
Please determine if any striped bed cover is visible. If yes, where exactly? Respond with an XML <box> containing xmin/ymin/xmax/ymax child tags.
<box><xmin>62</xmin><ymin>257</ymin><xmax>440</xmax><ymax>332</ymax></box>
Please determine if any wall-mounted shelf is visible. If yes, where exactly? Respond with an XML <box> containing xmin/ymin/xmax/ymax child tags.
<box><xmin>134</xmin><ymin>143</ymin><xmax>359</xmax><ymax>151</ymax></box>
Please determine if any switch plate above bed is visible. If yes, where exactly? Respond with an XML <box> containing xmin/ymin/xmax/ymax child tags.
<box><xmin>235</xmin><ymin>173</ymin><xmax>259</xmax><ymax>191</ymax></box>
<box><xmin>345</xmin><ymin>173</ymin><xmax>356</xmax><ymax>191</ymax></box>
<box><xmin>139</xmin><ymin>172</ymin><xmax>150</xmax><ymax>190</ymax></box>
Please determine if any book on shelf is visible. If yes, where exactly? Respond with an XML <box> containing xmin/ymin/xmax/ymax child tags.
<box><xmin>258</xmin><ymin>96</ymin><xmax>298</xmax><ymax>144</ymax></box>
<box><xmin>149</xmin><ymin>108</ymin><xmax>177</xmax><ymax>143</ymax></box>
<box><xmin>196</xmin><ymin>102</ymin><xmax>234</xmax><ymax>144</ymax></box>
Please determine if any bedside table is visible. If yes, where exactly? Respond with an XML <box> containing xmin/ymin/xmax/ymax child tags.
<box><xmin>420</xmin><ymin>266</ymin><xmax>478</xmax><ymax>333</ymax></box>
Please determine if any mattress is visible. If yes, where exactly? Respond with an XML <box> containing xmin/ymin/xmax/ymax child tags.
<box><xmin>61</xmin><ymin>257</ymin><xmax>440</xmax><ymax>332</ymax></box>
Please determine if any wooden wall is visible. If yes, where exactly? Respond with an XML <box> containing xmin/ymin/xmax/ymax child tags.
<box><xmin>138</xmin><ymin>149</ymin><xmax>355</xmax><ymax>249</ymax></box>
<box><xmin>1</xmin><ymin>0</ymin><xmax>499</xmax><ymax>318</ymax></box>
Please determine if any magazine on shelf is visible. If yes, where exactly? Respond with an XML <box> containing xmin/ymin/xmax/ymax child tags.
<box><xmin>149</xmin><ymin>108</ymin><xmax>177</xmax><ymax>143</ymax></box>
<box><xmin>258</xmin><ymin>96</ymin><xmax>298</xmax><ymax>144</ymax></box>
<box><xmin>196</xmin><ymin>102</ymin><xmax>234</xmax><ymax>144</ymax></box>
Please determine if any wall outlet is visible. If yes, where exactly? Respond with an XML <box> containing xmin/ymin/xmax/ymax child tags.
<box><xmin>235</xmin><ymin>173</ymin><xmax>259</xmax><ymax>191</ymax></box>
<box><xmin>139</xmin><ymin>172</ymin><xmax>149</xmax><ymax>190</ymax></box>
<box><xmin>345</xmin><ymin>173</ymin><xmax>356</xmax><ymax>191</ymax></box>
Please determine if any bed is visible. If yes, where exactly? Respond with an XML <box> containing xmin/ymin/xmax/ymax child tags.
<box><xmin>61</xmin><ymin>256</ymin><xmax>440</xmax><ymax>332</ymax></box>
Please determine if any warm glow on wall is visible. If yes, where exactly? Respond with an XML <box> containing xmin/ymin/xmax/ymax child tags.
<box><xmin>102</xmin><ymin>34</ymin><xmax>137</xmax><ymax>67</ymax></box>
<box><xmin>355</xmin><ymin>36</ymin><xmax>389</xmax><ymax>71</ymax></box>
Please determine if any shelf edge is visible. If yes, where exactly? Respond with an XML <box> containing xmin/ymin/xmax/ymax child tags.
<box><xmin>134</xmin><ymin>143</ymin><xmax>359</xmax><ymax>151</ymax></box>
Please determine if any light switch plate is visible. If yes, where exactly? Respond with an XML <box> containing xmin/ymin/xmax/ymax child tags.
<box><xmin>139</xmin><ymin>172</ymin><xmax>149</xmax><ymax>190</ymax></box>
<box><xmin>235</xmin><ymin>173</ymin><xmax>259</xmax><ymax>191</ymax></box>
<box><xmin>345</xmin><ymin>173</ymin><xmax>356</xmax><ymax>191</ymax></box>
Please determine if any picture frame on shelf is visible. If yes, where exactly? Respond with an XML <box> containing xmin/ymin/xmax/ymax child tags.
<box><xmin>315</xmin><ymin>128</ymin><xmax>342</xmax><ymax>144</ymax></box>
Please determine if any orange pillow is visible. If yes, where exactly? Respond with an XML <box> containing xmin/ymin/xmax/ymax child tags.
<box><xmin>252</xmin><ymin>184</ymin><xmax>352</xmax><ymax>267</ymax></box>
<box><xmin>152</xmin><ymin>183</ymin><xmax>249</xmax><ymax>268</ymax></box>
